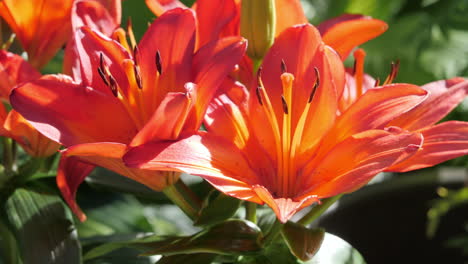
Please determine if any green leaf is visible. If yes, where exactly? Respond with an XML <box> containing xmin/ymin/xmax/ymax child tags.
<box><xmin>143</xmin><ymin>219</ymin><xmax>263</xmax><ymax>256</ymax></box>
<box><xmin>2</xmin><ymin>188</ymin><xmax>81</xmax><ymax>264</ymax></box>
<box><xmin>83</xmin><ymin>233</ymin><xmax>174</xmax><ymax>261</ymax></box>
<box><xmin>85</xmin><ymin>219</ymin><xmax>263</xmax><ymax>260</ymax></box>
<box><xmin>76</xmin><ymin>190</ymin><xmax>153</xmax><ymax>238</ymax></box>
<box><xmin>156</xmin><ymin>253</ymin><xmax>216</xmax><ymax>264</ymax></box>
<box><xmin>307</xmin><ymin>233</ymin><xmax>366</xmax><ymax>264</ymax></box>
<box><xmin>281</xmin><ymin>222</ymin><xmax>324</xmax><ymax>261</ymax></box>
<box><xmin>195</xmin><ymin>191</ymin><xmax>242</xmax><ymax>226</ymax></box>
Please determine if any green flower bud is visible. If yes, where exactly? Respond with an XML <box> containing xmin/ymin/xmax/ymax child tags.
<box><xmin>240</xmin><ymin>0</ymin><xmax>276</xmax><ymax>61</ymax></box>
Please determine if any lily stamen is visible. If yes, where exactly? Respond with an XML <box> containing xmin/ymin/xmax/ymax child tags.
<box><xmin>281</xmin><ymin>95</ymin><xmax>289</xmax><ymax>114</ymax></box>
<box><xmin>280</xmin><ymin>59</ymin><xmax>287</xmax><ymax>73</ymax></box>
<box><xmin>352</xmin><ymin>49</ymin><xmax>366</xmax><ymax>97</ymax></box>
<box><xmin>155</xmin><ymin>50</ymin><xmax>163</xmax><ymax>75</ymax></box>
<box><xmin>383</xmin><ymin>60</ymin><xmax>400</xmax><ymax>85</ymax></box>
<box><xmin>126</xmin><ymin>18</ymin><xmax>137</xmax><ymax>49</ymax></box>
<box><xmin>308</xmin><ymin>67</ymin><xmax>319</xmax><ymax>103</ymax></box>
<box><xmin>97</xmin><ymin>67</ymin><xmax>109</xmax><ymax>87</ymax></box>
<box><xmin>133</xmin><ymin>64</ymin><xmax>143</xmax><ymax>89</ymax></box>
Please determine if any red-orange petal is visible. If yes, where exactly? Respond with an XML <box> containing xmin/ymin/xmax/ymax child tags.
<box><xmin>389</xmin><ymin>78</ymin><xmax>468</xmax><ymax>131</ymax></box>
<box><xmin>3</xmin><ymin>110</ymin><xmax>60</xmax><ymax>157</ymax></box>
<box><xmin>10</xmin><ymin>74</ymin><xmax>138</xmax><ymax>146</ymax></box>
<box><xmin>73</xmin><ymin>0</ymin><xmax>119</xmax><ymax>36</ymax></box>
<box><xmin>124</xmin><ymin>133</ymin><xmax>261</xmax><ymax>200</ymax></box>
<box><xmin>0</xmin><ymin>0</ymin><xmax>74</xmax><ymax>69</ymax></box>
<box><xmin>94</xmin><ymin>0</ymin><xmax>122</xmax><ymax>25</ymax></box>
<box><xmin>387</xmin><ymin>121</ymin><xmax>468</xmax><ymax>172</ymax></box>
<box><xmin>57</xmin><ymin>154</ymin><xmax>95</xmax><ymax>222</ymax></box>
<box><xmin>74</xmin><ymin>26</ymin><xmax>132</xmax><ymax>95</ymax></box>
<box><xmin>194</xmin><ymin>0</ymin><xmax>240</xmax><ymax>48</ymax></box>
<box><xmin>274</xmin><ymin>0</ymin><xmax>307</xmax><ymax>35</ymax></box>
<box><xmin>145</xmin><ymin>0</ymin><xmax>187</xmax><ymax>16</ymax></box>
<box><xmin>130</xmin><ymin>88</ymin><xmax>194</xmax><ymax>146</ymax></box>
<box><xmin>137</xmin><ymin>8</ymin><xmax>195</xmax><ymax>107</ymax></box>
<box><xmin>205</xmin><ymin>78</ymin><xmax>250</xmax><ymax>148</ymax></box>
<box><xmin>253</xmin><ymin>185</ymin><xmax>318</xmax><ymax>223</ymax></box>
<box><xmin>187</xmin><ymin>36</ymin><xmax>247</xmax><ymax>130</ymax></box>
<box><xmin>300</xmin><ymin>129</ymin><xmax>423</xmax><ymax>198</ymax></box>
<box><xmin>63</xmin><ymin>1</ymin><xmax>120</xmax><ymax>77</ymax></box>
<box><xmin>323</xmin><ymin>84</ymin><xmax>428</xmax><ymax>148</ymax></box>
<box><xmin>0</xmin><ymin>50</ymin><xmax>41</xmax><ymax>100</ymax></box>
<box><xmin>319</xmin><ymin>14</ymin><xmax>388</xmax><ymax>60</ymax></box>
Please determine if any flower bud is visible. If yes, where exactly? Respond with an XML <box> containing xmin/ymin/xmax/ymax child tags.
<box><xmin>240</xmin><ymin>0</ymin><xmax>276</xmax><ymax>61</ymax></box>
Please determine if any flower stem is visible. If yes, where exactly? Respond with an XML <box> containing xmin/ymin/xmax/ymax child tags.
<box><xmin>2</xmin><ymin>138</ymin><xmax>14</xmax><ymax>176</ymax></box>
<box><xmin>163</xmin><ymin>179</ymin><xmax>202</xmax><ymax>221</ymax></box>
<box><xmin>0</xmin><ymin>218</ymin><xmax>19</xmax><ymax>264</ymax></box>
<box><xmin>245</xmin><ymin>202</ymin><xmax>257</xmax><ymax>223</ymax></box>
<box><xmin>262</xmin><ymin>219</ymin><xmax>283</xmax><ymax>247</ymax></box>
<box><xmin>297</xmin><ymin>194</ymin><xmax>343</xmax><ymax>226</ymax></box>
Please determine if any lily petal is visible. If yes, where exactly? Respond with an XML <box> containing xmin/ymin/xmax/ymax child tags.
<box><xmin>187</xmin><ymin>36</ymin><xmax>247</xmax><ymax>130</ymax></box>
<box><xmin>253</xmin><ymin>185</ymin><xmax>318</xmax><ymax>223</ymax></box>
<box><xmin>388</xmin><ymin>78</ymin><xmax>468</xmax><ymax>131</ymax></box>
<box><xmin>194</xmin><ymin>0</ymin><xmax>240</xmax><ymax>48</ymax></box>
<box><xmin>137</xmin><ymin>8</ymin><xmax>195</xmax><ymax>107</ymax></box>
<box><xmin>130</xmin><ymin>88</ymin><xmax>194</xmax><ymax>146</ymax></box>
<box><xmin>388</xmin><ymin>121</ymin><xmax>468</xmax><ymax>172</ymax></box>
<box><xmin>73</xmin><ymin>0</ymin><xmax>119</xmax><ymax>36</ymax></box>
<box><xmin>94</xmin><ymin>0</ymin><xmax>121</xmax><ymax>25</ymax></box>
<box><xmin>145</xmin><ymin>0</ymin><xmax>187</xmax><ymax>16</ymax></box>
<box><xmin>205</xmin><ymin>79</ymin><xmax>250</xmax><ymax>148</ymax></box>
<box><xmin>3</xmin><ymin>110</ymin><xmax>60</xmax><ymax>157</ymax></box>
<box><xmin>0</xmin><ymin>50</ymin><xmax>41</xmax><ymax>100</ymax></box>
<box><xmin>274</xmin><ymin>0</ymin><xmax>307</xmax><ymax>35</ymax></box>
<box><xmin>64</xmin><ymin>0</ymin><xmax>121</xmax><ymax>78</ymax></box>
<box><xmin>10</xmin><ymin>74</ymin><xmax>138</xmax><ymax>146</ymax></box>
<box><xmin>60</xmin><ymin>142</ymin><xmax>181</xmax><ymax>220</ymax></box>
<box><xmin>323</xmin><ymin>84</ymin><xmax>428</xmax><ymax>148</ymax></box>
<box><xmin>74</xmin><ymin>26</ymin><xmax>132</xmax><ymax>95</ymax></box>
<box><xmin>301</xmin><ymin>129</ymin><xmax>423</xmax><ymax>198</ymax></box>
<box><xmin>57</xmin><ymin>155</ymin><xmax>95</xmax><ymax>222</ymax></box>
<box><xmin>124</xmin><ymin>133</ymin><xmax>261</xmax><ymax>201</ymax></box>
<box><xmin>318</xmin><ymin>14</ymin><xmax>388</xmax><ymax>60</ymax></box>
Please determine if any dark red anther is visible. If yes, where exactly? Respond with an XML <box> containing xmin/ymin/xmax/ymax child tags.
<box><xmin>308</xmin><ymin>67</ymin><xmax>320</xmax><ymax>103</ymax></box>
<box><xmin>255</xmin><ymin>86</ymin><xmax>263</xmax><ymax>106</ymax></box>
<box><xmin>133</xmin><ymin>45</ymin><xmax>139</xmax><ymax>65</ymax></box>
<box><xmin>134</xmin><ymin>64</ymin><xmax>143</xmax><ymax>89</ymax></box>
<box><xmin>155</xmin><ymin>50</ymin><xmax>163</xmax><ymax>75</ymax></box>
<box><xmin>281</xmin><ymin>59</ymin><xmax>287</xmax><ymax>73</ymax></box>
<box><xmin>97</xmin><ymin>67</ymin><xmax>109</xmax><ymax>87</ymax></box>
<box><xmin>108</xmin><ymin>75</ymin><xmax>119</xmax><ymax>97</ymax></box>
<box><xmin>281</xmin><ymin>95</ymin><xmax>289</xmax><ymax>114</ymax></box>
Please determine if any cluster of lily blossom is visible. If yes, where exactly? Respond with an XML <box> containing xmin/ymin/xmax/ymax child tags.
<box><xmin>1</xmin><ymin>0</ymin><xmax>467</xmax><ymax>223</ymax></box>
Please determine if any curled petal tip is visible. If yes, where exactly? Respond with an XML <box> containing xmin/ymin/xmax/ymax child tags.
<box><xmin>405</xmin><ymin>144</ymin><xmax>422</xmax><ymax>153</ymax></box>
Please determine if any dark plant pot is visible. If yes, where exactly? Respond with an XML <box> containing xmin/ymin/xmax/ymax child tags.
<box><xmin>315</xmin><ymin>167</ymin><xmax>468</xmax><ymax>264</ymax></box>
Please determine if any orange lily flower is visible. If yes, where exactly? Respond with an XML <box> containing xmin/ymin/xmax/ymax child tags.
<box><xmin>0</xmin><ymin>50</ymin><xmax>59</xmax><ymax>157</ymax></box>
<box><xmin>124</xmin><ymin>24</ymin><xmax>427</xmax><ymax>223</ymax></box>
<box><xmin>344</xmin><ymin>49</ymin><xmax>468</xmax><ymax>172</ymax></box>
<box><xmin>0</xmin><ymin>0</ymin><xmax>74</xmax><ymax>69</ymax></box>
<box><xmin>10</xmin><ymin>8</ymin><xmax>246</xmax><ymax>221</ymax></box>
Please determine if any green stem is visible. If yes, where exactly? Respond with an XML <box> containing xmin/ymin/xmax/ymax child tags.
<box><xmin>262</xmin><ymin>219</ymin><xmax>283</xmax><ymax>247</ymax></box>
<box><xmin>245</xmin><ymin>202</ymin><xmax>257</xmax><ymax>223</ymax></box>
<box><xmin>163</xmin><ymin>179</ymin><xmax>202</xmax><ymax>221</ymax></box>
<box><xmin>0</xmin><ymin>138</ymin><xmax>15</xmax><ymax>190</ymax></box>
<box><xmin>297</xmin><ymin>194</ymin><xmax>343</xmax><ymax>226</ymax></box>
<box><xmin>2</xmin><ymin>138</ymin><xmax>14</xmax><ymax>176</ymax></box>
<box><xmin>0</xmin><ymin>218</ymin><xmax>19</xmax><ymax>264</ymax></box>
